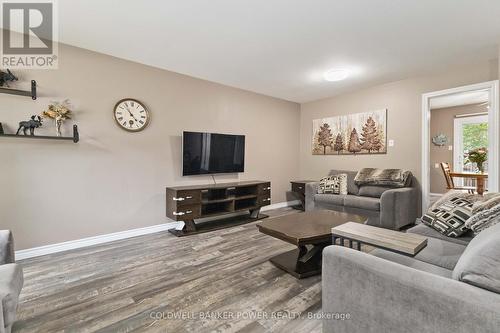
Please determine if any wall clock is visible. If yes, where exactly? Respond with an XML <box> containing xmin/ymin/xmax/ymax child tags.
<box><xmin>113</xmin><ymin>98</ymin><xmax>150</xmax><ymax>132</ymax></box>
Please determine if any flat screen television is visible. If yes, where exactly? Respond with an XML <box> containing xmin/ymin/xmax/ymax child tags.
<box><xmin>182</xmin><ymin>131</ymin><xmax>245</xmax><ymax>176</ymax></box>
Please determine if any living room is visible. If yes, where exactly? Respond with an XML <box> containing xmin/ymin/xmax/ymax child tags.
<box><xmin>2</xmin><ymin>1</ymin><xmax>500</xmax><ymax>332</ymax></box>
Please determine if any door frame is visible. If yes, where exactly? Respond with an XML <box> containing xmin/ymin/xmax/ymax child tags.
<box><xmin>421</xmin><ymin>80</ymin><xmax>499</xmax><ymax>212</ymax></box>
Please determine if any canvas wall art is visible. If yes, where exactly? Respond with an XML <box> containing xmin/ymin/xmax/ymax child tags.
<box><xmin>312</xmin><ymin>109</ymin><xmax>387</xmax><ymax>155</ymax></box>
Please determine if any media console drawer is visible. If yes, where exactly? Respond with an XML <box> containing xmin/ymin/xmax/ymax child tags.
<box><xmin>258</xmin><ymin>182</ymin><xmax>271</xmax><ymax>195</ymax></box>
<box><xmin>171</xmin><ymin>190</ymin><xmax>201</xmax><ymax>205</ymax></box>
<box><xmin>258</xmin><ymin>195</ymin><xmax>271</xmax><ymax>206</ymax></box>
<box><xmin>167</xmin><ymin>204</ymin><xmax>201</xmax><ymax>221</ymax></box>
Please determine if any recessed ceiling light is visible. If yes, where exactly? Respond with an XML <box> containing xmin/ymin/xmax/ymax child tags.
<box><xmin>323</xmin><ymin>69</ymin><xmax>349</xmax><ymax>82</ymax></box>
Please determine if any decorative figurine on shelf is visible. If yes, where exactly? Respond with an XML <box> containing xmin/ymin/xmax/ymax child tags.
<box><xmin>16</xmin><ymin>115</ymin><xmax>43</xmax><ymax>136</ymax></box>
<box><xmin>41</xmin><ymin>99</ymin><xmax>73</xmax><ymax>136</ymax></box>
<box><xmin>0</xmin><ymin>69</ymin><xmax>18</xmax><ymax>87</ymax></box>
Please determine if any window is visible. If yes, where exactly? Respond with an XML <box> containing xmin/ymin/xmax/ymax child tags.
<box><xmin>454</xmin><ymin>114</ymin><xmax>488</xmax><ymax>187</ymax></box>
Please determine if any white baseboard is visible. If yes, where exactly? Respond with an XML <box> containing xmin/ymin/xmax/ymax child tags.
<box><xmin>15</xmin><ymin>200</ymin><xmax>301</xmax><ymax>260</ymax></box>
<box><xmin>15</xmin><ymin>222</ymin><xmax>178</xmax><ymax>261</ymax></box>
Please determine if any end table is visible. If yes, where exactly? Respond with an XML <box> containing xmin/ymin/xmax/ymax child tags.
<box><xmin>290</xmin><ymin>180</ymin><xmax>316</xmax><ymax>211</ymax></box>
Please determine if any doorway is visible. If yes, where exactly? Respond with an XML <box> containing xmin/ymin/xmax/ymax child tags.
<box><xmin>422</xmin><ymin>81</ymin><xmax>499</xmax><ymax>212</ymax></box>
<box><xmin>453</xmin><ymin>114</ymin><xmax>488</xmax><ymax>187</ymax></box>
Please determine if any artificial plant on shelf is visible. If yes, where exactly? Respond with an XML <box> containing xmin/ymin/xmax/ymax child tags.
<box><xmin>465</xmin><ymin>147</ymin><xmax>488</xmax><ymax>173</ymax></box>
<box><xmin>41</xmin><ymin>99</ymin><xmax>73</xmax><ymax>137</ymax></box>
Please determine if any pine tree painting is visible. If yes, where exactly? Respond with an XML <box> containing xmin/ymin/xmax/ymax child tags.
<box><xmin>333</xmin><ymin>133</ymin><xmax>344</xmax><ymax>154</ymax></box>
<box><xmin>360</xmin><ymin>116</ymin><xmax>382</xmax><ymax>153</ymax></box>
<box><xmin>312</xmin><ymin>109</ymin><xmax>387</xmax><ymax>155</ymax></box>
<box><xmin>317</xmin><ymin>123</ymin><xmax>334</xmax><ymax>154</ymax></box>
<box><xmin>312</xmin><ymin>131</ymin><xmax>323</xmax><ymax>154</ymax></box>
<box><xmin>348</xmin><ymin>128</ymin><xmax>362</xmax><ymax>153</ymax></box>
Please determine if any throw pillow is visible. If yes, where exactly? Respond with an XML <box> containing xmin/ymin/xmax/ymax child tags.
<box><xmin>452</xmin><ymin>221</ymin><xmax>500</xmax><ymax>293</ymax></box>
<box><xmin>465</xmin><ymin>203</ymin><xmax>500</xmax><ymax>234</ymax></box>
<box><xmin>429</xmin><ymin>190</ymin><xmax>483</xmax><ymax>212</ymax></box>
<box><xmin>318</xmin><ymin>174</ymin><xmax>347</xmax><ymax>195</ymax></box>
<box><xmin>354</xmin><ymin>168</ymin><xmax>411</xmax><ymax>187</ymax></box>
<box><xmin>472</xmin><ymin>193</ymin><xmax>500</xmax><ymax>213</ymax></box>
<box><xmin>421</xmin><ymin>196</ymin><xmax>473</xmax><ymax>237</ymax></box>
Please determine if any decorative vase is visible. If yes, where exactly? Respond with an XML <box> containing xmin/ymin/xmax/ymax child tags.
<box><xmin>55</xmin><ymin>118</ymin><xmax>63</xmax><ymax>137</ymax></box>
<box><xmin>477</xmin><ymin>162</ymin><xmax>484</xmax><ymax>173</ymax></box>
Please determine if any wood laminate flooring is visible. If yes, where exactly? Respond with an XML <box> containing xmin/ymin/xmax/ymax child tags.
<box><xmin>14</xmin><ymin>208</ymin><xmax>325</xmax><ymax>333</ymax></box>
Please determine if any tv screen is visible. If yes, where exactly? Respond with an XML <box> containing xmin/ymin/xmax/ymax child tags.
<box><xmin>182</xmin><ymin>131</ymin><xmax>245</xmax><ymax>176</ymax></box>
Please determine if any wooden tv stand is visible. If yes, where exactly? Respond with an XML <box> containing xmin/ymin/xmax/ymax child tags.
<box><xmin>166</xmin><ymin>180</ymin><xmax>271</xmax><ymax>236</ymax></box>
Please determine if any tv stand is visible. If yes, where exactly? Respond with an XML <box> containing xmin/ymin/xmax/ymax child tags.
<box><xmin>166</xmin><ymin>180</ymin><xmax>271</xmax><ymax>236</ymax></box>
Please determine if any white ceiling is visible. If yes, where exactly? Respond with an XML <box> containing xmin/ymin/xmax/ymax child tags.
<box><xmin>55</xmin><ymin>0</ymin><xmax>500</xmax><ymax>103</ymax></box>
<box><xmin>430</xmin><ymin>90</ymin><xmax>490</xmax><ymax>109</ymax></box>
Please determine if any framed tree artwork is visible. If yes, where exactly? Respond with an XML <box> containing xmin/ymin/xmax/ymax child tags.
<box><xmin>312</xmin><ymin>109</ymin><xmax>387</xmax><ymax>155</ymax></box>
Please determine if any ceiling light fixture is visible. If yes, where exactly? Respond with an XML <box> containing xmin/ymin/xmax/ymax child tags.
<box><xmin>323</xmin><ymin>68</ymin><xmax>349</xmax><ymax>82</ymax></box>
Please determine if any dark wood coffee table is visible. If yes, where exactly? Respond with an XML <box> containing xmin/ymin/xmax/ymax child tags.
<box><xmin>256</xmin><ymin>210</ymin><xmax>367</xmax><ymax>278</ymax></box>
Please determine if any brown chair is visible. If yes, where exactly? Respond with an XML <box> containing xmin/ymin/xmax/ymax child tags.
<box><xmin>439</xmin><ymin>162</ymin><xmax>475</xmax><ymax>194</ymax></box>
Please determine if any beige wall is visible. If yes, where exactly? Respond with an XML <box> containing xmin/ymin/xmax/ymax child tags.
<box><xmin>430</xmin><ymin>104</ymin><xmax>488</xmax><ymax>193</ymax></box>
<box><xmin>3</xmin><ymin>41</ymin><xmax>499</xmax><ymax>251</ymax></box>
<box><xmin>1</xmin><ymin>43</ymin><xmax>300</xmax><ymax>250</ymax></box>
<box><xmin>299</xmin><ymin>61</ymin><xmax>498</xmax><ymax>189</ymax></box>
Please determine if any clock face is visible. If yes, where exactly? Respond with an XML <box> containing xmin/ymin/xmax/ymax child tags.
<box><xmin>113</xmin><ymin>98</ymin><xmax>150</xmax><ymax>132</ymax></box>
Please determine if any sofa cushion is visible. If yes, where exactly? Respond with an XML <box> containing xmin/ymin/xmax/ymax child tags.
<box><xmin>465</xmin><ymin>204</ymin><xmax>500</xmax><ymax>234</ymax></box>
<box><xmin>421</xmin><ymin>196</ymin><xmax>473</xmax><ymax>237</ymax></box>
<box><xmin>0</xmin><ymin>230</ymin><xmax>14</xmax><ymax>265</ymax></box>
<box><xmin>328</xmin><ymin>170</ymin><xmax>359</xmax><ymax>195</ymax></box>
<box><xmin>344</xmin><ymin>195</ymin><xmax>380</xmax><ymax>211</ymax></box>
<box><xmin>371</xmin><ymin>248</ymin><xmax>452</xmax><ymax>278</ymax></box>
<box><xmin>0</xmin><ymin>264</ymin><xmax>23</xmax><ymax>328</ymax></box>
<box><xmin>429</xmin><ymin>190</ymin><xmax>484</xmax><ymax>211</ymax></box>
<box><xmin>413</xmin><ymin>238</ymin><xmax>467</xmax><ymax>270</ymax></box>
<box><xmin>354</xmin><ymin>168</ymin><xmax>411</xmax><ymax>187</ymax></box>
<box><xmin>453</xmin><ymin>224</ymin><xmax>500</xmax><ymax>293</ymax></box>
<box><xmin>314</xmin><ymin>194</ymin><xmax>346</xmax><ymax>206</ymax></box>
<box><xmin>453</xmin><ymin>222</ymin><xmax>500</xmax><ymax>293</ymax></box>
<box><xmin>358</xmin><ymin>185</ymin><xmax>391</xmax><ymax>198</ymax></box>
<box><xmin>472</xmin><ymin>193</ymin><xmax>500</xmax><ymax>213</ymax></box>
<box><xmin>318</xmin><ymin>174</ymin><xmax>347</xmax><ymax>195</ymax></box>
<box><xmin>408</xmin><ymin>221</ymin><xmax>474</xmax><ymax>246</ymax></box>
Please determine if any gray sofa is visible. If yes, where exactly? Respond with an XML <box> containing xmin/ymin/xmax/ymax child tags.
<box><xmin>322</xmin><ymin>220</ymin><xmax>500</xmax><ymax>333</ymax></box>
<box><xmin>0</xmin><ymin>231</ymin><xmax>23</xmax><ymax>333</ymax></box>
<box><xmin>305</xmin><ymin>169</ymin><xmax>419</xmax><ymax>230</ymax></box>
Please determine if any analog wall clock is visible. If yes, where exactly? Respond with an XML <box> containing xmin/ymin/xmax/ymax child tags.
<box><xmin>113</xmin><ymin>98</ymin><xmax>150</xmax><ymax>132</ymax></box>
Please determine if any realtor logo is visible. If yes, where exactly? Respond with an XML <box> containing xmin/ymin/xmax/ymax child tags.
<box><xmin>1</xmin><ymin>0</ymin><xmax>58</xmax><ymax>69</ymax></box>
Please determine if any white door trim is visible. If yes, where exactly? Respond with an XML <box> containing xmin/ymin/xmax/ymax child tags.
<box><xmin>422</xmin><ymin>80</ymin><xmax>499</xmax><ymax>212</ymax></box>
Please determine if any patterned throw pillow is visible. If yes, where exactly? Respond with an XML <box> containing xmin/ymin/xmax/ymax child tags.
<box><xmin>429</xmin><ymin>190</ymin><xmax>483</xmax><ymax>211</ymax></box>
<box><xmin>318</xmin><ymin>174</ymin><xmax>347</xmax><ymax>195</ymax></box>
<box><xmin>465</xmin><ymin>203</ymin><xmax>500</xmax><ymax>234</ymax></box>
<box><xmin>421</xmin><ymin>196</ymin><xmax>473</xmax><ymax>237</ymax></box>
<box><xmin>472</xmin><ymin>193</ymin><xmax>500</xmax><ymax>213</ymax></box>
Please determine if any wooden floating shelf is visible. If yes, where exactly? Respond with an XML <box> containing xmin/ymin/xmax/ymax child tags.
<box><xmin>0</xmin><ymin>80</ymin><xmax>37</xmax><ymax>100</ymax></box>
<box><xmin>0</xmin><ymin>124</ymin><xmax>79</xmax><ymax>143</ymax></box>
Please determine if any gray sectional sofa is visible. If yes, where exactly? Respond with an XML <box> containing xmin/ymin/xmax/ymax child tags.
<box><xmin>0</xmin><ymin>231</ymin><xmax>23</xmax><ymax>333</ymax></box>
<box><xmin>322</xmin><ymin>220</ymin><xmax>500</xmax><ymax>333</ymax></box>
<box><xmin>305</xmin><ymin>169</ymin><xmax>419</xmax><ymax>230</ymax></box>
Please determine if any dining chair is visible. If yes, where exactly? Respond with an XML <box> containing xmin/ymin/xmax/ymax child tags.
<box><xmin>439</xmin><ymin>162</ymin><xmax>475</xmax><ymax>194</ymax></box>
